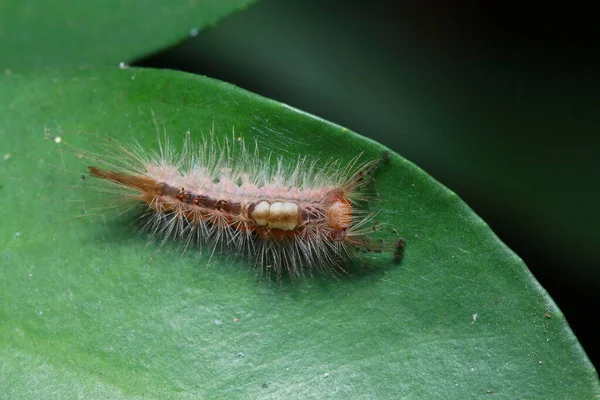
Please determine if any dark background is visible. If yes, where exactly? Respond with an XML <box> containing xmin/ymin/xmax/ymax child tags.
<box><xmin>137</xmin><ymin>0</ymin><xmax>600</xmax><ymax>369</ymax></box>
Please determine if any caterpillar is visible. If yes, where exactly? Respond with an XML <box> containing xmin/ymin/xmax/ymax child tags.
<box><xmin>79</xmin><ymin>131</ymin><xmax>404</xmax><ymax>279</ymax></box>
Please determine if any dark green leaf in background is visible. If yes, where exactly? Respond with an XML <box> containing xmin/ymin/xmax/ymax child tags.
<box><xmin>0</xmin><ymin>69</ymin><xmax>598</xmax><ymax>398</ymax></box>
<box><xmin>0</xmin><ymin>0</ymin><xmax>256</xmax><ymax>69</ymax></box>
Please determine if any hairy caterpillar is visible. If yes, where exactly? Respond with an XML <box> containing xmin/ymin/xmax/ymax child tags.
<box><xmin>73</xmin><ymin>130</ymin><xmax>404</xmax><ymax>279</ymax></box>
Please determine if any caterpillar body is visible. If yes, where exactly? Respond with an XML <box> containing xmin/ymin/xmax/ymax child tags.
<box><xmin>83</xmin><ymin>133</ymin><xmax>404</xmax><ymax>279</ymax></box>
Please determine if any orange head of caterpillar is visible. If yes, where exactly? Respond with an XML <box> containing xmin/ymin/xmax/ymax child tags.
<box><xmin>323</xmin><ymin>187</ymin><xmax>406</xmax><ymax>264</ymax></box>
<box><xmin>324</xmin><ymin>189</ymin><xmax>353</xmax><ymax>232</ymax></box>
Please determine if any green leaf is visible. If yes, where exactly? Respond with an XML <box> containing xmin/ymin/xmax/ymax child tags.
<box><xmin>1</xmin><ymin>68</ymin><xmax>598</xmax><ymax>398</ymax></box>
<box><xmin>0</xmin><ymin>0</ymin><xmax>257</xmax><ymax>70</ymax></box>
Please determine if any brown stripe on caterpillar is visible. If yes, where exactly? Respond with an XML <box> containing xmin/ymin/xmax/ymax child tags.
<box><xmin>88</xmin><ymin>166</ymin><xmax>162</xmax><ymax>196</ymax></box>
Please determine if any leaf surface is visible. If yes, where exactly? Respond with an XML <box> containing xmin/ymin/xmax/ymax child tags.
<box><xmin>0</xmin><ymin>68</ymin><xmax>598</xmax><ymax>399</ymax></box>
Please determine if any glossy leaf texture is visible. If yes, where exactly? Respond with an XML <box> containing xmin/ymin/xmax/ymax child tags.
<box><xmin>0</xmin><ymin>69</ymin><xmax>598</xmax><ymax>399</ymax></box>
